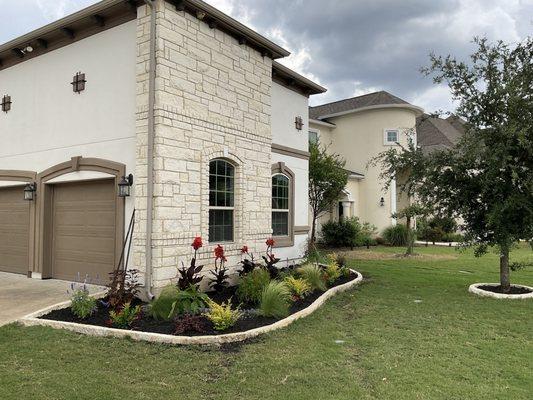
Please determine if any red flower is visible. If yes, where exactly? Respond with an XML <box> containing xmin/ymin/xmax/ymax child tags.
<box><xmin>266</xmin><ymin>238</ymin><xmax>275</xmax><ymax>247</ymax></box>
<box><xmin>192</xmin><ymin>237</ymin><xmax>203</xmax><ymax>250</ymax></box>
<box><xmin>241</xmin><ymin>245</ymin><xmax>249</xmax><ymax>254</ymax></box>
<box><xmin>214</xmin><ymin>244</ymin><xmax>225</xmax><ymax>260</ymax></box>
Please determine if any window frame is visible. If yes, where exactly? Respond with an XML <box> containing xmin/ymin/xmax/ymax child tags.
<box><xmin>271</xmin><ymin>162</ymin><xmax>295</xmax><ymax>247</ymax></box>
<box><xmin>272</xmin><ymin>173</ymin><xmax>290</xmax><ymax>237</ymax></box>
<box><xmin>308</xmin><ymin>128</ymin><xmax>320</xmax><ymax>146</ymax></box>
<box><xmin>383</xmin><ymin>128</ymin><xmax>400</xmax><ymax>146</ymax></box>
<box><xmin>208</xmin><ymin>158</ymin><xmax>236</xmax><ymax>243</ymax></box>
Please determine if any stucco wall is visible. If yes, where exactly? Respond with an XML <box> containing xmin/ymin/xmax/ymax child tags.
<box><xmin>134</xmin><ymin>3</ymin><xmax>274</xmax><ymax>289</ymax></box>
<box><xmin>310</xmin><ymin>107</ymin><xmax>418</xmax><ymax>234</ymax></box>
<box><xmin>0</xmin><ymin>21</ymin><xmax>137</xmax><ymax>224</ymax></box>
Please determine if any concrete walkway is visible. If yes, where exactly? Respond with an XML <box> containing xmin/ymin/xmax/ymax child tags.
<box><xmin>0</xmin><ymin>272</ymin><xmax>104</xmax><ymax>326</ymax></box>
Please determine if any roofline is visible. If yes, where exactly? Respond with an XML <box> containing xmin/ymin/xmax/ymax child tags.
<box><xmin>309</xmin><ymin>118</ymin><xmax>336</xmax><ymax>128</ymax></box>
<box><xmin>0</xmin><ymin>0</ymin><xmax>290</xmax><ymax>63</ymax></box>
<box><xmin>315</xmin><ymin>103</ymin><xmax>425</xmax><ymax>120</ymax></box>
<box><xmin>272</xmin><ymin>61</ymin><xmax>327</xmax><ymax>95</ymax></box>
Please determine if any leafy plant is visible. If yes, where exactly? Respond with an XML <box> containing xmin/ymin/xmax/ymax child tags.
<box><xmin>109</xmin><ymin>302</ymin><xmax>141</xmax><ymax>329</ymax></box>
<box><xmin>262</xmin><ymin>238</ymin><xmax>281</xmax><ymax>278</ymax></box>
<box><xmin>107</xmin><ymin>268</ymin><xmax>141</xmax><ymax>309</ymax></box>
<box><xmin>259</xmin><ymin>281</ymin><xmax>292</xmax><ymax>319</ymax></box>
<box><xmin>284</xmin><ymin>276</ymin><xmax>311</xmax><ymax>301</ymax></box>
<box><xmin>174</xmin><ymin>314</ymin><xmax>207</xmax><ymax>335</ymax></box>
<box><xmin>149</xmin><ymin>285</ymin><xmax>181</xmax><ymax>321</ymax></box>
<box><xmin>70</xmin><ymin>285</ymin><xmax>97</xmax><ymax>319</ymax></box>
<box><xmin>177</xmin><ymin>237</ymin><xmax>205</xmax><ymax>290</ymax></box>
<box><xmin>204</xmin><ymin>299</ymin><xmax>242</xmax><ymax>331</ymax></box>
<box><xmin>169</xmin><ymin>286</ymin><xmax>209</xmax><ymax>316</ymax></box>
<box><xmin>239</xmin><ymin>245</ymin><xmax>257</xmax><ymax>276</ymax></box>
<box><xmin>209</xmin><ymin>245</ymin><xmax>230</xmax><ymax>293</ymax></box>
<box><xmin>382</xmin><ymin>225</ymin><xmax>409</xmax><ymax>246</ymax></box>
<box><xmin>297</xmin><ymin>264</ymin><xmax>327</xmax><ymax>292</ymax></box>
<box><xmin>236</xmin><ymin>268</ymin><xmax>271</xmax><ymax>305</ymax></box>
<box><xmin>323</xmin><ymin>260</ymin><xmax>341</xmax><ymax>285</ymax></box>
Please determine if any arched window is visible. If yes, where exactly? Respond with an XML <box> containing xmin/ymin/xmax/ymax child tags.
<box><xmin>209</xmin><ymin>159</ymin><xmax>235</xmax><ymax>242</ymax></box>
<box><xmin>272</xmin><ymin>174</ymin><xmax>290</xmax><ymax>236</ymax></box>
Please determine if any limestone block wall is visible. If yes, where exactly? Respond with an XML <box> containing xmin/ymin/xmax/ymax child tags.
<box><xmin>134</xmin><ymin>1</ymin><xmax>273</xmax><ymax>289</ymax></box>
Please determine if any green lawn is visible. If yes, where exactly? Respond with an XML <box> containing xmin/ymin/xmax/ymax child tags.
<box><xmin>1</xmin><ymin>244</ymin><xmax>532</xmax><ymax>400</ymax></box>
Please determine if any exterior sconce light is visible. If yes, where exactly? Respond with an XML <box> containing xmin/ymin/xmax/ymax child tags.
<box><xmin>118</xmin><ymin>174</ymin><xmax>134</xmax><ymax>197</ymax></box>
<box><xmin>379</xmin><ymin>197</ymin><xmax>385</xmax><ymax>207</ymax></box>
<box><xmin>295</xmin><ymin>116</ymin><xmax>304</xmax><ymax>131</ymax></box>
<box><xmin>71</xmin><ymin>72</ymin><xmax>86</xmax><ymax>93</ymax></box>
<box><xmin>24</xmin><ymin>182</ymin><xmax>36</xmax><ymax>201</ymax></box>
<box><xmin>1</xmin><ymin>95</ymin><xmax>11</xmax><ymax>113</ymax></box>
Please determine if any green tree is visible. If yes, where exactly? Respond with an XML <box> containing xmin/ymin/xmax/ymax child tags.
<box><xmin>308</xmin><ymin>141</ymin><xmax>348</xmax><ymax>247</ymax></box>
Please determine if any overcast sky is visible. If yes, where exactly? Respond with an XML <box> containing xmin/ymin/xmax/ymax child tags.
<box><xmin>1</xmin><ymin>0</ymin><xmax>532</xmax><ymax>112</ymax></box>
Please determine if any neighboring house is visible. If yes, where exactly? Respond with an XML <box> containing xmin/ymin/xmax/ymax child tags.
<box><xmin>0</xmin><ymin>0</ymin><xmax>325</xmax><ymax>293</ymax></box>
<box><xmin>416</xmin><ymin>113</ymin><xmax>465</xmax><ymax>154</ymax></box>
<box><xmin>309</xmin><ymin>91</ymin><xmax>424</xmax><ymax>234</ymax></box>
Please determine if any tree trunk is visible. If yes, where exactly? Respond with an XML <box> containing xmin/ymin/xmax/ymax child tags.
<box><xmin>310</xmin><ymin>210</ymin><xmax>318</xmax><ymax>251</ymax></box>
<box><xmin>405</xmin><ymin>216</ymin><xmax>414</xmax><ymax>256</ymax></box>
<box><xmin>500</xmin><ymin>247</ymin><xmax>511</xmax><ymax>293</ymax></box>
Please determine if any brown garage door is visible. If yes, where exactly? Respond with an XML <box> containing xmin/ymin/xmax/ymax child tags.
<box><xmin>51</xmin><ymin>179</ymin><xmax>117</xmax><ymax>282</ymax></box>
<box><xmin>0</xmin><ymin>186</ymin><xmax>30</xmax><ymax>274</ymax></box>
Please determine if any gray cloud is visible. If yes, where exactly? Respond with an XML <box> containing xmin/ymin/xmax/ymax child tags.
<box><xmin>2</xmin><ymin>0</ymin><xmax>532</xmax><ymax>112</ymax></box>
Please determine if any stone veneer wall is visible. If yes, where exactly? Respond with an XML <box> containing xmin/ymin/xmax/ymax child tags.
<box><xmin>134</xmin><ymin>1</ymin><xmax>273</xmax><ymax>290</ymax></box>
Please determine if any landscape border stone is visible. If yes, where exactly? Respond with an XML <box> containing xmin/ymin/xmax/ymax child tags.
<box><xmin>468</xmin><ymin>283</ymin><xmax>533</xmax><ymax>300</ymax></box>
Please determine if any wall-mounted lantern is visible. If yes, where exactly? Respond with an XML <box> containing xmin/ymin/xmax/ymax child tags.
<box><xmin>118</xmin><ymin>174</ymin><xmax>134</xmax><ymax>197</ymax></box>
<box><xmin>24</xmin><ymin>182</ymin><xmax>36</xmax><ymax>201</ymax></box>
<box><xmin>379</xmin><ymin>197</ymin><xmax>385</xmax><ymax>207</ymax></box>
<box><xmin>295</xmin><ymin>116</ymin><xmax>304</xmax><ymax>131</ymax></box>
<box><xmin>1</xmin><ymin>95</ymin><xmax>11</xmax><ymax>113</ymax></box>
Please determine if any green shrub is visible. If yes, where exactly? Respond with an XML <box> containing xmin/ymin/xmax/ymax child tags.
<box><xmin>442</xmin><ymin>232</ymin><xmax>464</xmax><ymax>242</ymax></box>
<box><xmin>320</xmin><ymin>217</ymin><xmax>362</xmax><ymax>247</ymax></box>
<box><xmin>70</xmin><ymin>288</ymin><xmax>97</xmax><ymax>319</ymax></box>
<box><xmin>169</xmin><ymin>286</ymin><xmax>209</xmax><ymax>316</ymax></box>
<box><xmin>259</xmin><ymin>281</ymin><xmax>292</xmax><ymax>319</ymax></box>
<box><xmin>356</xmin><ymin>222</ymin><xmax>378</xmax><ymax>247</ymax></box>
<box><xmin>297</xmin><ymin>264</ymin><xmax>327</xmax><ymax>291</ymax></box>
<box><xmin>324</xmin><ymin>259</ymin><xmax>341</xmax><ymax>285</ymax></box>
<box><xmin>236</xmin><ymin>268</ymin><xmax>271</xmax><ymax>305</ymax></box>
<box><xmin>382</xmin><ymin>224</ymin><xmax>409</xmax><ymax>246</ymax></box>
<box><xmin>284</xmin><ymin>276</ymin><xmax>311</xmax><ymax>300</ymax></box>
<box><xmin>204</xmin><ymin>299</ymin><xmax>242</xmax><ymax>331</ymax></box>
<box><xmin>149</xmin><ymin>285</ymin><xmax>181</xmax><ymax>321</ymax></box>
<box><xmin>109</xmin><ymin>302</ymin><xmax>141</xmax><ymax>329</ymax></box>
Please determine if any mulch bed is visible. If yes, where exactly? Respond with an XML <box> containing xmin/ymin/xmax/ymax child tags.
<box><xmin>39</xmin><ymin>272</ymin><xmax>358</xmax><ymax>336</ymax></box>
<box><xmin>478</xmin><ymin>284</ymin><xmax>532</xmax><ymax>295</ymax></box>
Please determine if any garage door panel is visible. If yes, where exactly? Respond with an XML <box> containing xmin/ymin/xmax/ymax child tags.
<box><xmin>52</xmin><ymin>179</ymin><xmax>118</xmax><ymax>282</ymax></box>
<box><xmin>0</xmin><ymin>186</ymin><xmax>30</xmax><ymax>274</ymax></box>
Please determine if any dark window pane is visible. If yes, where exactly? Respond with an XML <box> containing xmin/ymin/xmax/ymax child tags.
<box><xmin>272</xmin><ymin>174</ymin><xmax>289</xmax><ymax>211</ymax></box>
<box><xmin>209</xmin><ymin>210</ymin><xmax>234</xmax><ymax>242</ymax></box>
<box><xmin>272</xmin><ymin>211</ymin><xmax>289</xmax><ymax>236</ymax></box>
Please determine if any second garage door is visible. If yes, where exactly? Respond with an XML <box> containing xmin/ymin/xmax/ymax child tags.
<box><xmin>0</xmin><ymin>186</ymin><xmax>30</xmax><ymax>274</ymax></box>
<box><xmin>51</xmin><ymin>179</ymin><xmax>117</xmax><ymax>282</ymax></box>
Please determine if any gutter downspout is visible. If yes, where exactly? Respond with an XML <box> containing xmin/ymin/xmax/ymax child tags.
<box><xmin>143</xmin><ymin>0</ymin><xmax>156</xmax><ymax>300</ymax></box>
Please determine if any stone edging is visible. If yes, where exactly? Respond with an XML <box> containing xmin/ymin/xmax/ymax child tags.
<box><xmin>468</xmin><ymin>283</ymin><xmax>533</xmax><ymax>300</ymax></box>
<box><xmin>19</xmin><ymin>270</ymin><xmax>363</xmax><ymax>345</ymax></box>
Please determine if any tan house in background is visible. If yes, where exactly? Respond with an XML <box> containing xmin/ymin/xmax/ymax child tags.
<box><xmin>309</xmin><ymin>91</ymin><xmax>424</xmax><ymax>235</ymax></box>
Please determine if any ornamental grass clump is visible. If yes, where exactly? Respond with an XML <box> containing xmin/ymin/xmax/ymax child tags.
<box><xmin>204</xmin><ymin>299</ymin><xmax>242</xmax><ymax>331</ymax></box>
<box><xmin>297</xmin><ymin>264</ymin><xmax>327</xmax><ymax>292</ymax></box>
<box><xmin>284</xmin><ymin>276</ymin><xmax>311</xmax><ymax>301</ymax></box>
<box><xmin>236</xmin><ymin>268</ymin><xmax>271</xmax><ymax>305</ymax></box>
<box><xmin>259</xmin><ymin>281</ymin><xmax>292</xmax><ymax>319</ymax></box>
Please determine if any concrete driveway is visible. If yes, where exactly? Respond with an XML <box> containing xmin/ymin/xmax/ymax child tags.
<box><xmin>0</xmin><ymin>272</ymin><xmax>105</xmax><ymax>326</ymax></box>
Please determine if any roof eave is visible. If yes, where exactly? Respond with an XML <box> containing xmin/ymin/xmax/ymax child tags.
<box><xmin>272</xmin><ymin>61</ymin><xmax>327</xmax><ymax>95</ymax></box>
<box><xmin>316</xmin><ymin>103</ymin><xmax>425</xmax><ymax>120</ymax></box>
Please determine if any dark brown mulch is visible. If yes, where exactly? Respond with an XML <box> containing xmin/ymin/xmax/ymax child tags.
<box><xmin>39</xmin><ymin>272</ymin><xmax>358</xmax><ymax>336</ymax></box>
<box><xmin>478</xmin><ymin>285</ymin><xmax>532</xmax><ymax>295</ymax></box>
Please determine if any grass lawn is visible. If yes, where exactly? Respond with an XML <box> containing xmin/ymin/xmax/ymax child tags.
<box><xmin>1</xmin><ymin>244</ymin><xmax>532</xmax><ymax>399</ymax></box>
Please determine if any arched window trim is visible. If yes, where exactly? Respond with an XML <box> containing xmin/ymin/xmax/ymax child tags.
<box><xmin>208</xmin><ymin>158</ymin><xmax>236</xmax><ymax>243</ymax></box>
<box><xmin>271</xmin><ymin>162</ymin><xmax>295</xmax><ymax>248</ymax></box>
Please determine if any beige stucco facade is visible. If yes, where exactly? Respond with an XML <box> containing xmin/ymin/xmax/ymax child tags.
<box><xmin>310</xmin><ymin>106</ymin><xmax>421</xmax><ymax>235</ymax></box>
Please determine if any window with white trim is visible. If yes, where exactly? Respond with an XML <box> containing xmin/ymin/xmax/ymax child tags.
<box><xmin>209</xmin><ymin>159</ymin><xmax>235</xmax><ymax>242</ymax></box>
<box><xmin>309</xmin><ymin>129</ymin><xmax>319</xmax><ymax>146</ymax></box>
<box><xmin>272</xmin><ymin>174</ymin><xmax>290</xmax><ymax>236</ymax></box>
<box><xmin>384</xmin><ymin>129</ymin><xmax>399</xmax><ymax>145</ymax></box>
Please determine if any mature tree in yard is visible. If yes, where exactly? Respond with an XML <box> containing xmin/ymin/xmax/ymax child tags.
<box><xmin>374</xmin><ymin>37</ymin><xmax>533</xmax><ymax>292</ymax></box>
<box><xmin>308</xmin><ymin>141</ymin><xmax>348</xmax><ymax>248</ymax></box>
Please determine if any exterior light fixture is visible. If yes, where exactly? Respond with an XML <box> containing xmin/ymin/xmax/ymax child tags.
<box><xmin>1</xmin><ymin>95</ymin><xmax>11</xmax><ymax>113</ymax></box>
<box><xmin>71</xmin><ymin>72</ymin><xmax>86</xmax><ymax>93</ymax></box>
<box><xmin>24</xmin><ymin>182</ymin><xmax>36</xmax><ymax>201</ymax></box>
<box><xmin>118</xmin><ymin>174</ymin><xmax>133</xmax><ymax>197</ymax></box>
<box><xmin>23</xmin><ymin>45</ymin><xmax>34</xmax><ymax>54</ymax></box>
<box><xmin>379</xmin><ymin>197</ymin><xmax>385</xmax><ymax>207</ymax></box>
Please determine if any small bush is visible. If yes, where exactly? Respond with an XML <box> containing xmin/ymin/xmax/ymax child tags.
<box><xmin>284</xmin><ymin>276</ymin><xmax>311</xmax><ymax>300</ymax></box>
<box><xmin>150</xmin><ymin>285</ymin><xmax>180</xmax><ymax>321</ymax></box>
<box><xmin>321</xmin><ymin>217</ymin><xmax>362</xmax><ymax>247</ymax></box>
<box><xmin>442</xmin><ymin>232</ymin><xmax>464</xmax><ymax>242</ymax></box>
<box><xmin>109</xmin><ymin>302</ymin><xmax>141</xmax><ymax>329</ymax></box>
<box><xmin>204</xmin><ymin>299</ymin><xmax>242</xmax><ymax>331</ymax></box>
<box><xmin>375</xmin><ymin>236</ymin><xmax>386</xmax><ymax>245</ymax></box>
<box><xmin>169</xmin><ymin>286</ymin><xmax>209</xmax><ymax>316</ymax></box>
<box><xmin>382</xmin><ymin>224</ymin><xmax>409</xmax><ymax>246</ymax></box>
<box><xmin>297</xmin><ymin>264</ymin><xmax>327</xmax><ymax>291</ymax></box>
<box><xmin>259</xmin><ymin>281</ymin><xmax>292</xmax><ymax>319</ymax></box>
<box><xmin>356</xmin><ymin>222</ymin><xmax>378</xmax><ymax>247</ymax></box>
<box><xmin>323</xmin><ymin>259</ymin><xmax>341</xmax><ymax>285</ymax></box>
<box><xmin>236</xmin><ymin>268</ymin><xmax>271</xmax><ymax>305</ymax></box>
<box><xmin>70</xmin><ymin>288</ymin><xmax>97</xmax><ymax>319</ymax></box>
